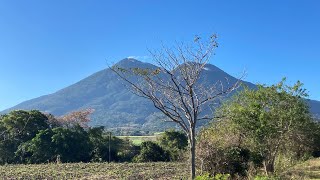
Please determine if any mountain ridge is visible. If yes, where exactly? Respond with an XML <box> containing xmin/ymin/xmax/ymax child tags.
<box><xmin>2</xmin><ymin>58</ymin><xmax>320</xmax><ymax>131</ymax></box>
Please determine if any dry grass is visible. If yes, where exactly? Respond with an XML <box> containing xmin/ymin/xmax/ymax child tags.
<box><xmin>0</xmin><ymin>162</ymin><xmax>188</xmax><ymax>179</ymax></box>
<box><xmin>280</xmin><ymin>158</ymin><xmax>320</xmax><ymax>180</ymax></box>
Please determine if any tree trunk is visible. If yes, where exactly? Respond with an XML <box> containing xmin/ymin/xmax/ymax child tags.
<box><xmin>190</xmin><ymin>127</ymin><xmax>196</xmax><ymax>179</ymax></box>
<box><xmin>263</xmin><ymin>158</ymin><xmax>275</xmax><ymax>176</ymax></box>
<box><xmin>264</xmin><ymin>144</ymin><xmax>279</xmax><ymax>176</ymax></box>
<box><xmin>266</xmin><ymin>162</ymin><xmax>275</xmax><ymax>174</ymax></box>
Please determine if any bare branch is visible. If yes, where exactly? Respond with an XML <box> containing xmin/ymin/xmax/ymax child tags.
<box><xmin>110</xmin><ymin>35</ymin><xmax>242</xmax><ymax>179</ymax></box>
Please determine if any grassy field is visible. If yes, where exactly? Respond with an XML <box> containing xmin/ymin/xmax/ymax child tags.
<box><xmin>0</xmin><ymin>162</ymin><xmax>188</xmax><ymax>179</ymax></box>
<box><xmin>118</xmin><ymin>136</ymin><xmax>158</xmax><ymax>145</ymax></box>
<box><xmin>1</xmin><ymin>158</ymin><xmax>319</xmax><ymax>179</ymax></box>
<box><xmin>280</xmin><ymin>158</ymin><xmax>320</xmax><ymax>179</ymax></box>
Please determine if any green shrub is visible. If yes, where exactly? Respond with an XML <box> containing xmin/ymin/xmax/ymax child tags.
<box><xmin>195</xmin><ymin>173</ymin><xmax>230</xmax><ymax>180</ymax></box>
<box><xmin>133</xmin><ymin>141</ymin><xmax>169</xmax><ymax>162</ymax></box>
<box><xmin>254</xmin><ymin>175</ymin><xmax>281</xmax><ymax>180</ymax></box>
<box><xmin>158</xmin><ymin>129</ymin><xmax>188</xmax><ymax>161</ymax></box>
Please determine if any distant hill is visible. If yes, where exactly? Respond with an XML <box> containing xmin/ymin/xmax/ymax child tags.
<box><xmin>2</xmin><ymin>58</ymin><xmax>320</xmax><ymax>131</ymax></box>
<box><xmin>309</xmin><ymin>99</ymin><xmax>320</xmax><ymax>119</ymax></box>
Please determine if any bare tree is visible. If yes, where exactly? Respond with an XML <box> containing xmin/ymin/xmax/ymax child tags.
<box><xmin>111</xmin><ymin>35</ymin><xmax>240</xmax><ymax>179</ymax></box>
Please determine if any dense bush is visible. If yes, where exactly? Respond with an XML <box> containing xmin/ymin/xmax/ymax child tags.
<box><xmin>0</xmin><ymin>110</ymin><xmax>138</xmax><ymax>164</ymax></box>
<box><xmin>197</xmin><ymin>120</ymin><xmax>260</xmax><ymax>177</ymax></box>
<box><xmin>88</xmin><ymin>127</ymin><xmax>125</xmax><ymax>162</ymax></box>
<box><xmin>310</xmin><ymin>121</ymin><xmax>320</xmax><ymax>157</ymax></box>
<box><xmin>1</xmin><ymin>110</ymin><xmax>186</xmax><ymax>164</ymax></box>
<box><xmin>197</xmin><ymin>80</ymin><xmax>320</xmax><ymax>178</ymax></box>
<box><xmin>158</xmin><ymin>129</ymin><xmax>188</xmax><ymax>161</ymax></box>
<box><xmin>17</xmin><ymin>125</ymin><xmax>92</xmax><ymax>163</ymax></box>
<box><xmin>117</xmin><ymin>138</ymin><xmax>140</xmax><ymax>162</ymax></box>
<box><xmin>133</xmin><ymin>141</ymin><xmax>169</xmax><ymax>162</ymax></box>
<box><xmin>195</xmin><ymin>173</ymin><xmax>230</xmax><ymax>180</ymax></box>
<box><xmin>0</xmin><ymin>110</ymin><xmax>50</xmax><ymax>164</ymax></box>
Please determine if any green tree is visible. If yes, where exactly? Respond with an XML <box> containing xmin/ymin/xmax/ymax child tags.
<box><xmin>1</xmin><ymin>110</ymin><xmax>49</xmax><ymax>142</ymax></box>
<box><xmin>0</xmin><ymin>138</ymin><xmax>16</xmax><ymax>164</ymax></box>
<box><xmin>158</xmin><ymin>129</ymin><xmax>188</xmax><ymax>161</ymax></box>
<box><xmin>88</xmin><ymin>127</ymin><xmax>124</xmax><ymax>162</ymax></box>
<box><xmin>0</xmin><ymin>116</ymin><xmax>16</xmax><ymax>163</ymax></box>
<box><xmin>310</xmin><ymin>121</ymin><xmax>320</xmax><ymax>157</ymax></box>
<box><xmin>117</xmin><ymin>138</ymin><xmax>140</xmax><ymax>162</ymax></box>
<box><xmin>16</xmin><ymin>125</ymin><xmax>134</xmax><ymax>164</ymax></box>
<box><xmin>16</xmin><ymin>129</ymin><xmax>55</xmax><ymax>163</ymax></box>
<box><xmin>134</xmin><ymin>141</ymin><xmax>169</xmax><ymax>162</ymax></box>
<box><xmin>0</xmin><ymin>110</ymin><xmax>49</xmax><ymax>164</ymax></box>
<box><xmin>51</xmin><ymin>125</ymin><xmax>92</xmax><ymax>163</ymax></box>
<box><xmin>16</xmin><ymin>125</ymin><xmax>92</xmax><ymax>163</ymax></box>
<box><xmin>216</xmin><ymin>79</ymin><xmax>314</xmax><ymax>175</ymax></box>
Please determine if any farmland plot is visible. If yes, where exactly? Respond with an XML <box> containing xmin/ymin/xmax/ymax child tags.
<box><xmin>0</xmin><ymin>162</ymin><xmax>188</xmax><ymax>179</ymax></box>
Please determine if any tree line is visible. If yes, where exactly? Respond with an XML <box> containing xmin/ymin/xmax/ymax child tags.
<box><xmin>0</xmin><ymin>109</ymin><xmax>188</xmax><ymax>164</ymax></box>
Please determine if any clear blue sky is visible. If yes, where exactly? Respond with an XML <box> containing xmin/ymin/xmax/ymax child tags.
<box><xmin>0</xmin><ymin>0</ymin><xmax>319</xmax><ymax>111</ymax></box>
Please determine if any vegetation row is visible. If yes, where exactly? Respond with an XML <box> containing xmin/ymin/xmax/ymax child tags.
<box><xmin>1</xmin><ymin>81</ymin><xmax>320</xmax><ymax>179</ymax></box>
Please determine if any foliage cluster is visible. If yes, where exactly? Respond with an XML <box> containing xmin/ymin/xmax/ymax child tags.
<box><xmin>195</xmin><ymin>173</ymin><xmax>230</xmax><ymax>180</ymax></box>
<box><xmin>133</xmin><ymin>129</ymin><xmax>188</xmax><ymax>162</ymax></box>
<box><xmin>0</xmin><ymin>109</ymin><xmax>138</xmax><ymax>164</ymax></box>
<box><xmin>197</xmin><ymin>79</ymin><xmax>320</xmax><ymax>178</ymax></box>
<box><xmin>0</xmin><ymin>110</ymin><xmax>188</xmax><ymax>164</ymax></box>
<box><xmin>158</xmin><ymin>129</ymin><xmax>188</xmax><ymax>161</ymax></box>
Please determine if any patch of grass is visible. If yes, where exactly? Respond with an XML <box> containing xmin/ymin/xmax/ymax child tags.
<box><xmin>0</xmin><ymin>162</ymin><xmax>188</xmax><ymax>179</ymax></box>
<box><xmin>154</xmin><ymin>132</ymin><xmax>165</xmax><ymax>136</ymax></box>
<box><xmin>118</xmin><ymin>135</ymin><xmax>158</xmax><ymax>145</ymax></box>
<box><xmin>280</xmin><ymin>158</ymin><xmax>320</xmax><ymax>179</ymax></box>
